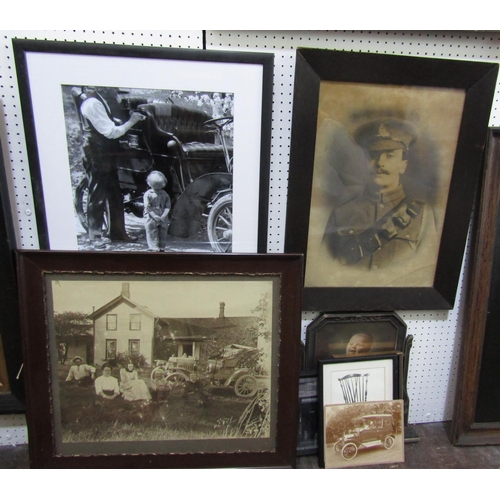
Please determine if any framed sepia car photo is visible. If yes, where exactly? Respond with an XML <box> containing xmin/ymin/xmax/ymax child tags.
<box><xmin>285</xmin><ymin>47</ymin><xmax>498</xmax><ymax>311</ymax></box>
<box><xmin>15</xmin><ymin>250</ymin><xmax>303</xmax><ymax>468</ymax></box>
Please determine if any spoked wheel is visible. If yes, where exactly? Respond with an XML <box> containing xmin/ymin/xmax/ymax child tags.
<box><xmin>165</xmin><ymin>372</ymin><xmax>188</xmax><ymax>397</ymax></box>
<box><xmin>74</xmin><ymin>176</ymin><xmax>110</xmax><ymax>234</ymax></box>
<box><xmin>341</xmin><ymin>443</ymin><xmax>358</xmax><ymax>461</ymax></box>
<box><xmin>383</xmin><ymin>435</ymin><xmax>395</xmax><ymax>449</ymax></box>
<box><xmin>234</xmin><ymin>374</ymin><xmax>258</xmax><ymax>398</ymax></box>
<box><xmin>334</xmin><ymin>439</ymin><xmax>343</xmax><ymax>454</ymax></box>
<box><xmin>207</xmin><ymin>193</ymin><xmax>232</xmax><ymax>253</ymax></box>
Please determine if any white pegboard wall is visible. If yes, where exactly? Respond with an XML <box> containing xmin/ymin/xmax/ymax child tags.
<box><xmin>0</xmin><ymin>31</ymin><xmax>498</xmax><ymax>446</ymax></box>
<box><xmin>0</xmin><ymin>414</ymin><xmax>27</xmax><ymax>446</ymax></box>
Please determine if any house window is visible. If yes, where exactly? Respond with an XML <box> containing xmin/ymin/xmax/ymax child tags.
<box><xmin>106</xmin><ymin>314</ymin><xmax>117</xmax><ymax>331</ymax></box>
<box><xmin>106</xmin><ymin>339</ymin><xmax>117</xmax><ymax>360</ymax></box>
<box><xmin>129</xmin><ymin>340</ymin><xmax>140</xmax><ymax>357</ymax></box>
<box><xmin>129</xmin><ymin>314</ymin><xmax>141</xmax><ymax>331</ymax></box>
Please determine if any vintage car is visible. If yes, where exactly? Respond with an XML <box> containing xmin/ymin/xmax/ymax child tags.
<box><xmin>151</xmin><ymin>344</ymin><xmax>260</xmax><ymax>398</ymax></box>
<box><xmin>333</xmin><ymin>413</ymin><xmax>396</xmax><ymax>460</ymax></box>
<box><xmin>73</xmin><ymin>92</ymin><xmax>234</xmax><ymax>252</ymax></box>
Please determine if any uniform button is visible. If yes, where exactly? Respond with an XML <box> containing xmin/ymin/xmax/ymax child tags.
<box><xmin>379</xmin><ymin>203</ymin><xmax>384</xmax><ymax>209</ymax></box>
<box><xmin>405</xmin><ymin>234</ymin><xmax>410</xmax><ymax>238</ymax></box>
<box><xmin>349</xmin><ymin>230</ymin><xmax>354</xmax><ymax>234</ymax></box>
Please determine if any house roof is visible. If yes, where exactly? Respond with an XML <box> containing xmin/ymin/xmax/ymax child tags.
<box><xmin>158</xmin><ymin>316</ymin><xmax>257</xmax><ymax>342</ymax></box>
<box><xmin>88</xmin><ymin>294</ymin><xmax>160</xmax><ymax>321</ymax></box>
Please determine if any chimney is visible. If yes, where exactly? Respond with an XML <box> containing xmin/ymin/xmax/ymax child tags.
<box><xmin>219</xmin><ymin>302</ymin><xmax>225</xmax><ymax>319</ymax></box>
<box><xmin>122</xmin><ymin>283</ymin><xmax>130</xmax><ymax>299</ymax></box>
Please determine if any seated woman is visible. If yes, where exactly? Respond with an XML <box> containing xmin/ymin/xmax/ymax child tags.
<box><xmin>95</xmin><ymin>363</ymin><xmax>120</xmax><ymax>400</ymax></box>
<box><xmin>119</xmin><ymin>363</ymin><xmax>152</xmax><ymax>402</ymax></box>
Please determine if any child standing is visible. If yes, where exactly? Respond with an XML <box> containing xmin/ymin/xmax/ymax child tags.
<box><xmin>143</xmin><ymin>171</ymin><xmax>171</xmax><ymax>251</ymax></box>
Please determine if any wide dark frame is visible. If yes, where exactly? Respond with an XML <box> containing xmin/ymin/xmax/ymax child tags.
<box><xmin>451</xmin><ymin>128</ymin><xmax>500</xmax><ymax>446</ymax></box>
<box><xmin>303</xmin><ymin>311</ymin><xmax>407</xmax><ymax>376</ymax></box>
<box><xmin>12</xmin><ymin>38</ymin><xmax>273</xmax><ymax>252</ymax></box>
<box><xmin>285</xmin><ymin>48</ymin><xmax>498</xmax><ymax>311</ymax></box>
<box><xmin>0</xmin><ymin>139</ymin><xmax>25</xmax><ymax>414</ymax></box>
<box><xmin>15</xmin><ymin>251</ymin><xmax>303</xmax><ymax>468</ymax></box>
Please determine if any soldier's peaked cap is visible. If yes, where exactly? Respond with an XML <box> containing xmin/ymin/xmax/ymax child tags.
<box><xmin>353</xmin><ymin>119</ymin><xmax>417</xmax><ymax>152</ymax></box>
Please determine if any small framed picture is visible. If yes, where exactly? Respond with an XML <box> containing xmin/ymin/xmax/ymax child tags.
<box><xmin>319</xmin><ymin>354</ymin><xmax>401</xmax><ymax>406</ymax></box>
<box><xmin>16</xmin><ymin>250</ymin><xmax>303</xmax><ymax>468</ymax></box>
<box><xmin>303</xmin><ymin>311</ymin><xmax>406</xmax><ymax>375</ymax></box>
<box><xmin>322</xmin><ymin>400</ymin><xmax>405</xmax><ymax>468</ymax></box>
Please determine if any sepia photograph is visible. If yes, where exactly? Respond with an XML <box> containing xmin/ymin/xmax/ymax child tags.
<box><xmin>46</xmin><ymin>275</ymin><xmax>278</xmax><ymax>457</ymax></box>
<box><xmin>304</xmin><ymin>312</ymin><xmax>406</xmax><ymax>374</ymax></box>
<box><xmin>322</xmin><ymin>400</ymin><xmax>404</xmax><ymax>468</ymax></box>
<box><xmin>320</xmin><ymin>355</ymin><xmax>400</xmax><ymax>406</ymax></box>
<box><xmin>62</xmin><ymin>84</ymin><xmax>235</xmax><ymax>253</ymax></box>
<box><xmin>304</xmin><ymin>81</ymin><xmax>463</xmax><ymax>289</ymax></box>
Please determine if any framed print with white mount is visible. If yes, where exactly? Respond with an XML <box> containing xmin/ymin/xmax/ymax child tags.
<box><xmin>285</xmin><ymin>47</ymin><xmax>498</xmax><ymax>311</ymax></box>
<box><xmin>13</xmin><ymin>39</ymin><xmax>273</xmax><ymax>254</ymax></box>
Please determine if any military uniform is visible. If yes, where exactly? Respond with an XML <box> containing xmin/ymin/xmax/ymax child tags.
<box><xmin>322</xmin><ymin>118</ymin><xmax>431</xmax><ymax>270</ymax></box>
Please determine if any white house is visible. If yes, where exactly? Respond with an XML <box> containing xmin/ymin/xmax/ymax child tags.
<box><xmin>88</xmin><ymin>283</ymin><xmax>164</xmax><ymax>367</ymax></box>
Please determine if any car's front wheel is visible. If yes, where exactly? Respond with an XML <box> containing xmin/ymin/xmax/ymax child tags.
<box><xmin>341</xmin><ymin>442</ymin><xmax>358</xmax><ymax>460</ymax></box>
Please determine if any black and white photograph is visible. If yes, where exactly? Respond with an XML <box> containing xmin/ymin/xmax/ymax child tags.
<box><xmin>304</xmin><ymin>312</ymin><xmax>406</xmax><ymax>374</ymax></box>
<box><xmin>13</xmin><ymin>40</ymin><xmax>273</xmax><ymax>253</ymax></box>
<box><xmin>320</xmin><ymin>355</ymin><xmax>399</xmax><ymax>406</ymax></box>
<box><xmin>323</xmin><ymin>400</ymin><xmax>404</xmax><ymax>468</ymax></box>
<box><xmin>62</xmin><ymin>84</ymin><xmax>235</xmax><ymax>252</ymax></box>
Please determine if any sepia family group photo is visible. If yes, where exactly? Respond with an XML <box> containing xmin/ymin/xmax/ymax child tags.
<box><xmin>49</xmin><ymin>276</ymin><xmax>277</xmax><ymax>455</ymax></box>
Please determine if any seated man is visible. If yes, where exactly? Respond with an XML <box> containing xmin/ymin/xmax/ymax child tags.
<box><xmin>65</xmin><ymin>356</ymin><xmax>96</xmax><ymax>386</ymax></box>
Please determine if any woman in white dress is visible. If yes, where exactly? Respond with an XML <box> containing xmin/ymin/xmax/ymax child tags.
<box><xmin>119</xmin><ymin>363</ymin><xmax>152</xmax><ymax>402</ymax></box>
<box><xmin>94</xmin><ymin>364</ymin><xmax>120</xmax><ymax>400</ymax></box>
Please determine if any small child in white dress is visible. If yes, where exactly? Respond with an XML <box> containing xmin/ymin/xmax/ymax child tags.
<box><xmin>143</xmin><ymin>171</ymin><xmax>171</xmax><ymax>251</ymax></box>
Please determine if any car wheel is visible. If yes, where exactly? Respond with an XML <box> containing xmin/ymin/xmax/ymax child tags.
<box><xmin>207</xmin><ymin>193</ymin><xmax>232</xmax><ymax>252</ymax></box>
<box><xmin>341</xmin><ymin>442</ymin><xmax>358</xmax><ymax>460</ymax></box>
<box><xmin>334</xmin><ymin>439</ymin><xmax>343</xmax><ymax>454</ymax></box>
<box><xmin>383</xmin><ymin>435</ymin><xmax>395</xmax><ymax>449</ymax></box>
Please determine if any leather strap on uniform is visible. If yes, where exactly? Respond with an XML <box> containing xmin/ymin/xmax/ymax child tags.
<box><xmin>337</xmin><ymin>198</ymin><xmax>424</xmax><ymax>264</ymax></box>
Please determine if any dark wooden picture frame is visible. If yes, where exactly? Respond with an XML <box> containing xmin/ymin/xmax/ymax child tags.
<box><xmin>16</xmin><ymin>250</ymin><xmax>303</xmax><ymax>468</ymax></box>
<box><xmin>0</xmin><ymin>139</ymin><xmax>25</xmax><ymax>414</ymax></box>
<box><xmin>285</xmin><ymin>47</ymin><xmax>498</xmax><ymax>311</ymax></box>
<box><xmin>13</xmin><ymin>39</ymin><xmax>273</xmax><ymax>254</ymax></box>
<box><xmin>451</xmin><ymin>128</ymin><xmax>500</xmax><ymax>446</ymax></box>
<box><xmin>303</xmin><ymin>312</ymin><xmax>407</xmax><ymax>376</ymax></box>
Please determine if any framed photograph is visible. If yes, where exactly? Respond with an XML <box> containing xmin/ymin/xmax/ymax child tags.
<box><xmin>0</xmin><ymin>139</ymin><xmax>25</xmax><ymax>414</ymax></box>
<box><xmin>303</xmin><ymin>311</ymin><xmax>406</xmax><ymax>375</ymax></box>
<box><xmin>322</xmin><ymin>400</ymin><xmax>404</xmax><ymax>468</ymax></box>
<box><xmin>13</xmin><ymin>39</ymin><xmax>273</xmax><ymax>253</ymax></box>
<box><xmin>319</xmin><ymin>354</ymin><xmax>401</xmax><ymax>407</ymax></box>
<box><xmin>451</xmin><ymin>128</ymin><xmax>500</xmax><ymax>446</ymax></box>
<box><xmin>285</xmin><ymin>47</ymin><xmax>498</xmax><ymax>311</ymax></box>
<box><xmin>16</xmin><ymin>250</ymin><xmax>303</xmax><ymax>468</ymax></box>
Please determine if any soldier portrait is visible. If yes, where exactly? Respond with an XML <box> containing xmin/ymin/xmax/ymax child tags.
<box><xmin>304</xmin><ymin>81</ymin><xmax>466</xmax><ymax>288</ymax></box>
